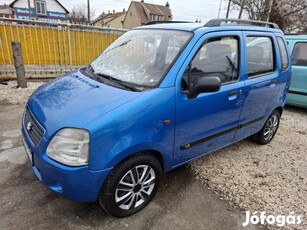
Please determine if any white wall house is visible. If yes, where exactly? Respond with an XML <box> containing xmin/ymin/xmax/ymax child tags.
<box><xmin>9</xmin><ymin>0</ymin><xmax>69</xmax><ymax>22</ymax></box>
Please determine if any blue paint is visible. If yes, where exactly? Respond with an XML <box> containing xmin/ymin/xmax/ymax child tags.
<box><xmin>22</xmin><ymin>22</ymin><xmax>291</xmax><ymax>203</ymax></box>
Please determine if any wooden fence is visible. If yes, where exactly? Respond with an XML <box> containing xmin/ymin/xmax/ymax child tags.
<box><xmin>0</xmin><ymin>17</ymin><xmax>126</xmax><ymax>79</ymax></box>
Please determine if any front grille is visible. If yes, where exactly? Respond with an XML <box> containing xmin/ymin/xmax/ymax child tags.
<box><xmin>24</xmin><ymin>108</ymin><xmax>44</xmax><ymax>146</ymax></box>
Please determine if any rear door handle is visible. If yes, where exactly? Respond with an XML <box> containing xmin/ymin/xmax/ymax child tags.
<box><xmin>270</xmin><ymin>79</ymin><xmax>277</xmax><ymax>84</ymax></box>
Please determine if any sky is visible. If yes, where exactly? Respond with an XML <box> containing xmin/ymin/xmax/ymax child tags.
<box><xmin>2</xmin><ymin>0</ymin><xmax>239</xmax><ymax>23</ymax></box>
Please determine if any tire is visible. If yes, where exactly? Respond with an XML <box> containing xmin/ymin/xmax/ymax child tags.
<box><xmin>254</xmin><ymin>110</ymin><xmax>280</xmax><ymax>145</ymax></box>
<box><xmin>99</xmin><ymin>154</ymin><xmax>162</xmax><ymax>217</ymax></box>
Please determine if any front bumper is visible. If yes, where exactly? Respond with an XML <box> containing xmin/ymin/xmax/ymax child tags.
<box><xmin>21</xmin><ymin>126</ymin><xmax>113</xmax><ymax>202</ymax></box>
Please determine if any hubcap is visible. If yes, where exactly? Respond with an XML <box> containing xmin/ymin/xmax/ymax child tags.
<box><xmin>115</xmin><ymin>165</ymin><xmax>156</xmax><ymax>210</ymax></box>
<box><xmin>263</xmin><ymin>115</ymin><xmax>278</xmax><ymax>141</ymax></box>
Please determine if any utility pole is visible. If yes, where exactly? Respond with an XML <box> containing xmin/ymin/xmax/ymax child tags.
<box><xmin>218</xmin><ymin>0</ymin><xmax>223</xmax><ymax>18</ymax></box>
<box><xmin>33</xmin><ymin>0</ymin><xmax>37</xmax><ymax>19</ymax></box>
<box><xmin>27</xmin><ymin>0</ymin><xmax>31</xmax><ymax>19</ymax></box>
<box><xmin>87</xmin><ymin>0</ymin><xmax>90</xmax><ymax>23</ymax></box>
<box><xmin>266</xmin><ymin>0</ymin><xmax>274</xmax><ymax>22</ymax></box>
<box><xmin>226</xmin><ymin>0</ymin><xmax>231</xmax><ymax>18</ymax></box>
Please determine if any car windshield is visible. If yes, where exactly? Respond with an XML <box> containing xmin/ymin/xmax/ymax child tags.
<box><xmin>91</xmin><ymin>29</ymin><xmax>192</xmax><ymax>87</ymax></box>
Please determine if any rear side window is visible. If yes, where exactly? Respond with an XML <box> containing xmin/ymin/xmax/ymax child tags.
<box><xmin>247</xmin><ymin>37</ymin><xmax>274</xmax><ymax>77</ymax></box>
<box><xmin>291</xmin><ymin>42</ymin><xmax>307</xmax><ymax>66</ymax></box>
<box><xmin>277</xmin><ymin>37</ymin><xmax>289</xmax><ymax>70</ymax></box>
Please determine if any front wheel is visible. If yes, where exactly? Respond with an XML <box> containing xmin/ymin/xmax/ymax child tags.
<box><xmin>99</xmin><ymin>154</ymin><xmax>162</xmax><ymax>217</ymax></box>
<box><xmin>254</xmin><ymin>110</ymin><xmax>280</xmax><ymax>145</ymax></box>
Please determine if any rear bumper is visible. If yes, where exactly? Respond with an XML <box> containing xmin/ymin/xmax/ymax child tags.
<box><xmin>21</xmin><ymin>127</ymin><xmax>113</xmax><ymax>202</ymax></box>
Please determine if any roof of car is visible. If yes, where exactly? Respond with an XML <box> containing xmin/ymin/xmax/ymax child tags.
<box><xmin>137</xmin><ymin>22</ymin><xmax>282</xmax><ymax>33</ymax></box>
<box><xmin>285</xmin><ymin>34</ymin><xmax>307</xmax><ymax>40</ymax></box>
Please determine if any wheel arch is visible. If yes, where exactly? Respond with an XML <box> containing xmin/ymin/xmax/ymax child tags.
<box><xmin>274</xmin><ymin>106</ymin><xmax>283</xmax><ymax>116</ymax></box>
<box><xmin>116</xmin><ymin>149</ymin><xmax>166</xmax><ymax>175</ymax></box>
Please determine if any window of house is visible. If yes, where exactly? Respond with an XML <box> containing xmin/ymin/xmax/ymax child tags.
<box><xmin>35</xmin><ymin>1</ymin><xmax>47</xmax><ymax>15</ymax></box>
<box><xmin>247</xmin><ymin>36</ymin><xmax>274</xmax><ymax>77</ymax></box>
<box><xmin>149</xmin><ymin>14</ymin><xmax>163</xmax><ymax>21</ymax></box>
<box><xmin>291</xmin><ymin>42</ymin><xmax>307</xmax><ymax>66</ymax></box>
<box><xmin>277</xmin><ymin>37</ymin><xmax>289</xmax><ymax>70</ymax></box>
<box><xmin>184</xmin><ymin>36</ymin><xmax>239</xmax><ymax>86</ymax></box>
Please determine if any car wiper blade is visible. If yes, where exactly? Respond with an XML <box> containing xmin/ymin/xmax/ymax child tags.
<box><xmin>95</xmin><ymin>73</ymin><xmax>142</xmax><ymax>92</ymax></box>
<box><xmin>87</xmin><ymin>64</ymin><xmax>95</xmax><ymax>72</ymax></box>
<box><xmin>226</xmin><ymin>55</ymin><xmax>236</xmax><ymax>71</ymax></box>
<box><xmin>80</xmin><ymin>65</ymin><xmax>105</xmax><ymax>84</ymax></box>
<box><xmin>112</xmin><ymin>78</ymin><xmax>143</xmax><ymax>92</ymax></box>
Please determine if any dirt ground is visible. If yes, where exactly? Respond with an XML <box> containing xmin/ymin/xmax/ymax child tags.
<box><xmin>0</xmin><ymin>80</ymin><xmax>306</xmax><ymax>229</ymax></box>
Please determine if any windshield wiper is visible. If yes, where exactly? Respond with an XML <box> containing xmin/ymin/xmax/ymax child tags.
<box><xmin>226</xmin><ymin>55</ymin><xmax>236</xmax><ymax>71</ymax></box>
<box><xmin>80</xmin><ymin>65</ymin><xmax>105</xmax><ymax>83</ymax></box>
<box><xmin>96</xmin><ymin>73</ymin><xmax>142</xmax><ymax>92</ymax></box>
<box><xmin>87</xmin><ymin>64</ymin><xmax>95</xmax><ymax>72</ymax></box>
<box><xmin>103</xmin><ymin>40</ymin><xmax>131</xmax><ymax>55</ymax></box>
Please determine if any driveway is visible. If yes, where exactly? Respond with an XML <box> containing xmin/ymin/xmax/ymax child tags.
<box><xmin>0</xmin><ymin>103</ymin><xmax>265</xmax><ymax>230</ymax></box>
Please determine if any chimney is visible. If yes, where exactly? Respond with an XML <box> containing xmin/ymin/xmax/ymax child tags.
<box><xmin>123</xmin><ymin>8</ymin><xmax>125</xmax><ymax>12</ymax></box>
<box><xmin>113</xmin><ymin>10</ymin><xmax>115</xmax><ymax>14</ymax></box>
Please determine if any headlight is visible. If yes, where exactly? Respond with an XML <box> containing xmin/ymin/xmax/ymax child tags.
<box><xmin>47</xmin><ymin>128</ymin><xmax>90</xmax><ymax>166</ymax></box>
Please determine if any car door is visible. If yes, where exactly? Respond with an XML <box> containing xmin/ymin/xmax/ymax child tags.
<box><xmin>234</xmin><ymin>32</ymin><xmax>280</xmax><ymax>141</ymax></box>
<box><xmin>173</xmin><ymin>31</ymin><xmax>244</xmax><ymax>166</ymax></box>
<box><xmin>287</xmin><ymin>40</ymin><xmax>307</xmax><ymax>107</ymax></box>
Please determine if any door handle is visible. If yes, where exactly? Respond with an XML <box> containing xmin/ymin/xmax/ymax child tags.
<box><xmin>228</xmin><ymin>90</ymin><xmax>238</xmax><ymax>97</ymax></box>
<box><xmin>270</xmin><ymin>79</ymin><xmax>276</xmax><ymax>84</ymax></box>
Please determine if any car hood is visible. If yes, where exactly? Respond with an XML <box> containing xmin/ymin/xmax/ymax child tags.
<box><xmin>27</xmin><ymin>71</ymin><xmax>142</xmax><ymax>139</ymax></box>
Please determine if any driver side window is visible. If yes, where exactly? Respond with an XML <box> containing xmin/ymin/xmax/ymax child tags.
<box><xmin>183</xmin><ymin>36</ymin><xmax>239</xmax><ymax>89</ymax></box>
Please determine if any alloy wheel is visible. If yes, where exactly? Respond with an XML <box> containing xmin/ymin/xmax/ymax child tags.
<box><xmin>115</xmin><ymin>165</ymin><xmax>156</xmax><ymax>210</ymax></box>
<box><xmin>263</xmin><ymin>114</ymin><xmax>279</xmax><ymax>141</ymax></box>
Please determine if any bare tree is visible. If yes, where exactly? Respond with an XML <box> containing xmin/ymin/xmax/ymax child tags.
<box><xmin>69</xmin><ymin>4</ymin><xmax>96</xmax><ymax>24</ymax></box>
<box><xmin>229</xmin><ymin>0</ymin><xmax>307</xmax><ymax>32</ymax></box>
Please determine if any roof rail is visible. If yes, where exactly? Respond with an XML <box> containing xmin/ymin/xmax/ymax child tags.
<box><xmin>205</xmin><ymin>19</ymin><xmax>279</xmax><ymax>29</ymax></box>
<box><xmin>284</xmin><ymin>33</ymin><xmax>307</xmax><ymax>35</ymax></box>
<box><xmin>145</xmin><ymin>21</ymin><xmax>193</xmax><ymax>25</ymax></box>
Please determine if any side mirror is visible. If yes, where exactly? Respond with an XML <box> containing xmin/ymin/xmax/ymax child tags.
<box><xmin>188</xmin><ymin>76</ymin><xmax>221</xmax><ymax>99</ymax></box>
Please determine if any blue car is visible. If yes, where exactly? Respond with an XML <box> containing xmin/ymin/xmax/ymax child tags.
<box><xmin>22</xmin><ymin>19</ymin><xmax>291</xmax><ymax>217</ymax></box>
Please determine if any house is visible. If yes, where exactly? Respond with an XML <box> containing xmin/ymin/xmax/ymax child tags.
<box><xmin>123</xmin><ymin>0</ymin><xmax>172</xmax><ymax>29</ymax></box>
<box><xmin>0</xmin><ymin>4</ymin><xmax>14</xmax><ymax>18</ymax></box>
<box><xmin>9</xmin><ymin>0</ymin><xmax>69</xmax><ymax>22</ymax></box>
<box><xmin>91</xmin><ymin>9</ymin><xmax>126</xmax><ymax>28</ymax></box>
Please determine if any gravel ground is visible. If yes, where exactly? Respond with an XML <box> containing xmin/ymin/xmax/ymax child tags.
<box><xmin>190</xmin><ymin>108</ymin><xmax>307</xmax><ymax>230</ymax></box>
<box><xmin>0</xmin><ymin>80</ymin><xmax>306</xmax><ymax>229</ymax></box>
<box><xmin>0</xmin><ymin>81</ymin><xmax>44</xmax><ymax>105</ymax></box>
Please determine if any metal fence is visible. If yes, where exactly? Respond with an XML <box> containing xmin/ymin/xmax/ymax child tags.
<box><xmin>0</xmin><ymin>17</ymin><xmax>126</xmax><ymax>79</ymax></box>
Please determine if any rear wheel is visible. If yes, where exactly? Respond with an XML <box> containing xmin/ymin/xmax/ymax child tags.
<box><xmin>254</xmin><ymin>110</ymin><xmax>280</xmax><ymax>145</ymax></box>
<box><xmin>99</xmin><ymin>154</ymin><xmax>162</xmax><ymax>217</ymax></box>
